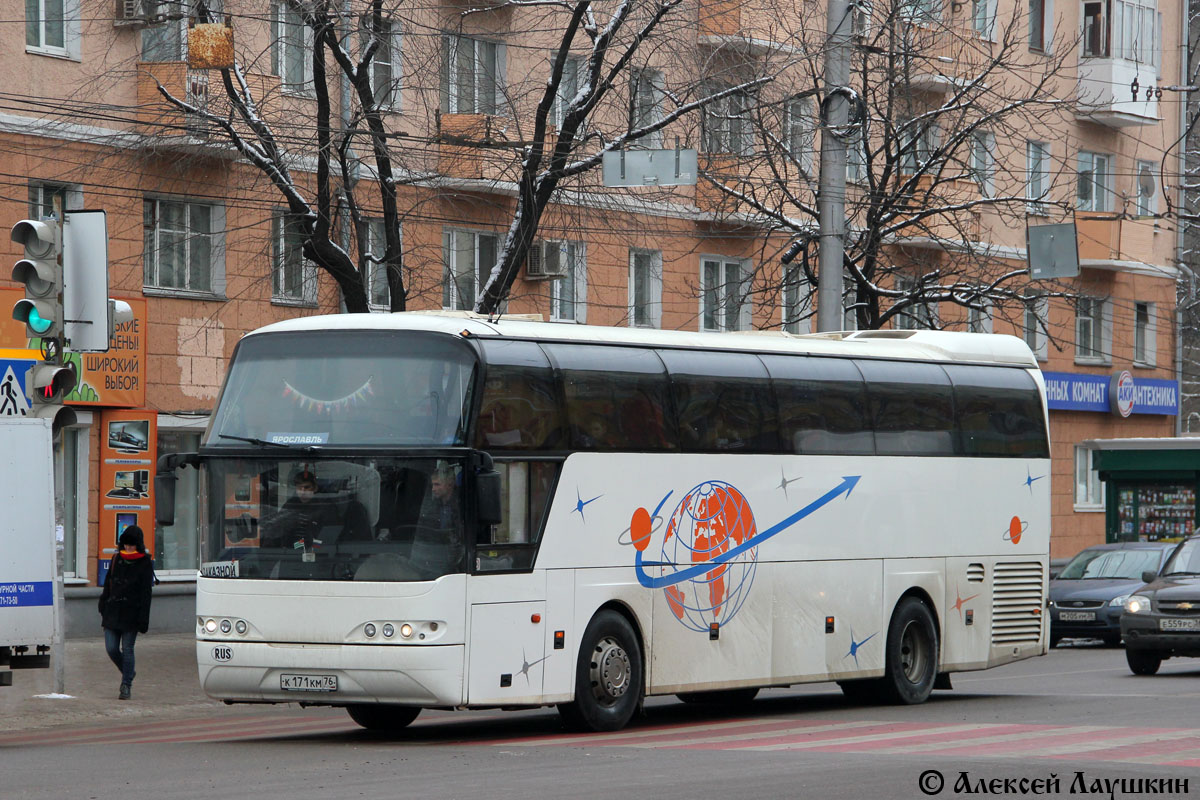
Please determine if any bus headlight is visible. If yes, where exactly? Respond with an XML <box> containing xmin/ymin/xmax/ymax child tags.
<box><xmin>364</xmin><ymin>623</ymin><xmax>377</xmax><ymax>638</ymax></box>
<box><xmin>382</xmin><ymin>624</ymin><xmax>395</xmax><ymax>638</ymax></box>
<box><xmin>204</xmin><ymin>619</ymin><xmax>218</xmax><ymax>633</ymax></box>
<box><xmin>220</xmin><ymin>619</ymin><xmax>232</xmax><ymax>633</ymax></box>
<box><xmin>234</xmin><ymin>620</ymin><xmax>247</xmax><ymax>635</ymax></box>
<box><xmin>400</xmin><ymin>623</ymin><xmax>414</xmax><ymax>639</ymax></box>
<box><xmin>1125</xmin><ymin>595</ymin><xmax>1151</xmax><ymax>614</ymax></box>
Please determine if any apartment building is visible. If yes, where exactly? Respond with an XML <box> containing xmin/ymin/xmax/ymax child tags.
<box><xmin>0</xmin><ymin>0</ymin><xmax>1184</xmax><ymax>597</ymax></box>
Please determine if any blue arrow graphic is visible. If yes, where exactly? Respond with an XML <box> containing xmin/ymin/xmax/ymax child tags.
<box><xmin>634</xmin><ymin>475</ymin><xmax>861</xmax><ymax>589</ymax></box>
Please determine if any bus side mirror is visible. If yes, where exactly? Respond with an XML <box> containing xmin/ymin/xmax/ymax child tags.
<box><xmin>156</xmin><ymin>473</ymin><xmax>177</xmax><ymax>526</ymax></box>
<box><xmin>476</xmin><ymin>470</ymin><xmax>502</xmax><ymax>526</ymax></box>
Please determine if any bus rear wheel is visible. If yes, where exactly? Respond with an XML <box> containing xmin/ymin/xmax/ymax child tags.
<box><xmin>558</xmin><ymin>610</ymin><xmax>643</xmax><ymax>732</ymax></box>
<box><xmin>345</xmin><ymin>703</ymin><xmax>421</xmax><ymax>732</ymax></box>
<box><xmin>677</xmin><ymin>687</ymin><xmax>760</xmax><ymax>705</ymax></box>
<box><xmin>879</xmin><ymin>597</ymin><xmax>939</xmax><ymax>705</ymax></box>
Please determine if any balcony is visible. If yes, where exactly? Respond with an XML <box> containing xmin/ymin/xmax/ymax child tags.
<box><xmin>135</xmin><ymin>61</ymin><xmax>257</xmax><ymax>158</ymax></box>
<box><xmin>1075</xmin><ymin>211</ymin><xmax>1162</xmax><ymax>267</ymax></box>
<box><xmin>1077</xmin><ymin>57</ymin><xmax>1159</xmax><ymax>127</ymax></box>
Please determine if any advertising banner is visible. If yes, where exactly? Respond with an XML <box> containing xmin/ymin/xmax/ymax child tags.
<box><xmin>0</xmin><ymin>288</ymin><xmax>146</xmax><ymax>408</ymax></box>
<box><xmin>97</xmin><ymin>409</ymin><xmax>157</xmax><ymax>583</ymax></box>
<box><xmin>1042</xmin><ymin>371</ymin><xmax>1179</xmax><ymax>416</ymax></box>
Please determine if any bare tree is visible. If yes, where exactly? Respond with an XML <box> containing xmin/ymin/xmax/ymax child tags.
<box><xmin>702</xmin><ymin>0</ymin><xmax>1082</xmax><ymax>331</ymax></box>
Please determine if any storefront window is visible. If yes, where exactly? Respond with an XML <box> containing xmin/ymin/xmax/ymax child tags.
<box><xmin>158</xmin><ymin>429</ymin><xmax>202</xmax><ymax>572</ymax></box>
<box><xmin>1116</xmin><ymin>484</ymin><xmax>1196</xmax><ymax>542</ymax></box>
<box><xmin>60</xmin><ymin>427</ymin><xmax>84</xmax><ymax>577</ymax></box>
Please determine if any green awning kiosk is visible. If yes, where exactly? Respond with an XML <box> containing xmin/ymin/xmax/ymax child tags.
<box><xmin>1087</xmin><ymin>439</ymin><xmax>1200</xmax><ymax>544</ymax></box>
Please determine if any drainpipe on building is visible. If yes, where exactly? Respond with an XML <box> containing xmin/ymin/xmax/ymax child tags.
<box><xmin>1177</xmin><ymin>0</ymin><xmax>1188</xmax><ymax>437</ymax></box>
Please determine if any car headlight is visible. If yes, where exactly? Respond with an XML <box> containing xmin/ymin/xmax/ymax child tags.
<box><xmin>1125</xmin><ymin>595</ymin><xmax>1151</xmax><ymax>614</ymax></box>
<box><xmin>1109</xmin><ymin>595</ymin><xmax>1129</xmax><ymax>607</ymax></box>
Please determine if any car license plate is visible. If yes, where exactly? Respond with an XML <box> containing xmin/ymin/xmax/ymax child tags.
<box><xmin>1159</xmin><ymin>618</ymin><xmax>1200</xmax><ymax>631</ymax></box>
<box><xmin>280</xmin><ymin>673</ymin><xmax>338</xmax><ymax>692</ymax></box>
<box><xmin>1059</xmin><ymin>611</ymin><xmax>1095</xmax><ymax>621</ymax></box>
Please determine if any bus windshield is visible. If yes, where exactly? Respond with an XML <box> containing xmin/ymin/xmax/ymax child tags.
<box><xmin>200</xmin><ymin>456</ymin><xmax>467</xmax><ymax>581</ymax></box>
<box><xmin>205</xmin><ymin>331</ymin><xmax>477</xmax><ymax>448</ymax></box>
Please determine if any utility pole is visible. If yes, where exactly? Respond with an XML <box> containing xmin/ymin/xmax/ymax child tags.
<box><xmin>816</xmin><ymin>0</ymin><xmax>853</xmax><ymax>332</ymax></box>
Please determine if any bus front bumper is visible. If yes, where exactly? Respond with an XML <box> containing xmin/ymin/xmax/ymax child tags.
<box><xmin>196</xmin><ymin>640</ymin><xmax>465</xmax><ymax>706</ymax></box>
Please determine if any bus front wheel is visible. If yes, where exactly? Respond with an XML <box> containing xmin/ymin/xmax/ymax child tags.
<box><xmin>558</xmin><ymin>610</ymin><xmax>643</xmax><ymax>732</ymax></box>
<box><xmin>879</xmin><ymin>597</ymin><xmax>939</xmax><ymax>705</ymax></box>
<box><xmin>345</xmin><ymin>703</ymin><xmax>421</xmax><ymax>732</ymax></box>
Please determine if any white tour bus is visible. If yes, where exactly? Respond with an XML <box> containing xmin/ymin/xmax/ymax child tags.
<box><xmin>158</xmin><ymin>312</ymin><xmax>1051</xmax><ymax>733</ymax></box>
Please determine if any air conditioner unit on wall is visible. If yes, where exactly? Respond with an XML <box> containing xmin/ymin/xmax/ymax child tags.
<box><xmin>114</xmin><ymin>0</ymin><xmax>165</xmax><ymax>28</ymax></box>
<box><xmin>525</xmin><ymin>240</ymin><xmax>568</xmax><ymax>280</ymax></box>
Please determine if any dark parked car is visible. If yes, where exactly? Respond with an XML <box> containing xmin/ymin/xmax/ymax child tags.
<box><xmin>1121</xmin><ymin>535</ymin><xmax>1200</xmax><ymax>675</ymax></box>
<box><xmin>1049</xmin><ymin>542</ymin><xmax>1176</xmax><ymax>647</ymax></box>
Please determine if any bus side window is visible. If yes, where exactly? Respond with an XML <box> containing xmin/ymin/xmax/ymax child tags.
<box><xmin>659</xmin><ymin>350</ymin><xmax>778</xmax><ymax>453</ymax></box>
<box><xmin>855</xmin><ymin>360</ymin><xmax>955</xmax><ymax>456</ymax></box>
<box><xmin>475</xmin><ymin>341</ymin><xmax>564</xmax><ymax>451</ymax></box>
<box><xmin>761</xmin><ymin>355</ymin><xmax>873</xmax><ymax>455</ymax></box>
<box><xmin>476</xmin><ymin>461</ymin><xmax>557</xmax><ymax>572</ymax></box>
<box><xmin>545</xmin><ymin>344</ymin><xmax>678</xmax><ymax>452</ymax></box>
<box><xmin>944</xmin><ymin>365</ymin><xmax>1049</xmax><ymax>458</ymax></box>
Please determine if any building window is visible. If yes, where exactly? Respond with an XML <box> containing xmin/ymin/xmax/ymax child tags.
<box><xmin>1134</xmin><ymin>301</ymin><xmax>1155</xmax><ymax>365</ymax></box>
<box><xmin>703</xmin><ymin>87</ymin><xmax>752</xmax><ymax>156</ymax></box>
<box><xmin>847</xmin><ymin>128</ymin><xmax>865</xmax><ymax>182</ymax></box>
<box><xmin>1023</xmin><ymin>294</ymin><xmax>1048</xmax><ymax>359</ymax></box>
<box><xmin>360</xmin><ymin>16</ymin><xmax>399</xmax><ymax>110</ymax></box>
<box><xmin>968</xmin><ymin>300</ymin><xmax>993</xmax><ymax>333</ymax></box>
<box><xmin>901</xmin><ymin>0</ymin><xmax>938</xmax><ymax>24</ymax></box>
<box><xmin>701</xmin><ymin>257</ymin><xmax>750</xmax><ymax>331</ymax></box>
<box><xmin>442</xmin><ymin>35</ymin><xmax>503</xmax><ymax>115</ymax></box>
<box><xmin>29</xmin><ymin>181</ymin><xmax>81</xmax><ymax>218</ymax></box>
<box><xmin>273</xmin><ymin>1</ymin><xmax>314</xmax><ymax>92</ymax></box>
<box><xmin>365</xmin><ymin>218</ymin><xmax>396</xmax><ymax>311</ymax></box>
<box><xmin>1135</xmin><ymin>161</ymin><xmax>1157</xmax><ymax>216</ymax></box>
<box><xmin>1029</xmin><ymin>0</ymin><xmax>1046</xmax><ymax>50</ymax></box>
<box><xmin>550</xmin><ymin>55</ymin><xmax>581</xmax><ymax>128</ymax></box>
<box><xmin>26</xmin><ymin>0</ymin><xmax>77</xmax><ymax>56</ymax></box>
<box><xmin>272</xmin><ymin>213</ymin><xmax>317</xmax><ymax>305</ymax></box>
<box><xmin>550</xmin><ymin>241</ymin><xmax>587</xmax><ymax>323</ymax></box>
<box><xmin>60</xmin><ymin>424</ymin><xmax>89</xmax><ymax>579</ymax></box>
<box><xmin>630</xmin><ymin>68</ymin><xmax>664</xmax><ymax>147</ymax></box>
<box><xmin>141</xmin><ymin>0</ymin><xmax>189</xmax><ymax>63</ymax></box>
<box><xmin>1075</xmin><ymin>296</ymin><xmax>1108</xmax><ymax>362</ymax></box>
<box><xmin>143</xmin><ymin>198</ymin><xmax>218</xmax><ymax>294</ymax></box>
<box><xmin>782</xmin><ymin>264</ymin><xmax>811</xmax><ymax>333</ymax></box>
<box><xmin>894</xmin><ymin>275</ymin><xmax>935</xmax><ymax>330</ymax></box>
<box><xmin>784</xmin><ymin>96</ymin><xmax>815</xmax><ymax>173</ymax></box>
<box><xmin>1026</xmin><ymin>141</ymin><xmax>1049</xmax><ymax>215</ymax></box>
<box><xmin>157</xmin><ymin>427</ymin><xmax>203</xmax><ymax>573</ymax></box>
<box><xmin>970</xmin><ymin>131</ymin><xmax>994</xmax><ymax>195</ymax></box>
<box><xmin>444</xmin><ymin>229</ymin><xmax>498</xmax><ymax>311</ymax></box>
<box><xmin>1082</xmin><ymin>1</ymin><xmax>1109</xmax><ymax>56</ymax></box>
<box><xmin>1111</xmin><ymin>0</ymin><xmax>1159</xmax><ymax>64</ymax></box>
<box><xmin>1074</xmin><ymin>445</ymin><xmax>1105</xmax><ymax>508</ymax></box>
<box><xmin>1077</xmin><ymin>151</ymin><xmax>1113</xmax><ymax>212</ymax></box>
<box><xmin>629</xmin><ymin>248</ymin><xmax>663</xmax><ymax>328</ymax></box>
<box><xmin>973</xmin><ymin>0</ymin><xmax>996</xmax><ymax>37</ymax></box>
<box><xmin>899</xmin><ymin>119</ymin><xmax>937</xmax><ymax>174</ymax></box>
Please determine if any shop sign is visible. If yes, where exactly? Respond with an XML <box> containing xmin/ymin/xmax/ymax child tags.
<box><xmin>0</xmin><ymin>288</ymin><xmax>146</xmax><ymax>408</ymax></box>
<box><xmin>1043</xmin><ymin>371</ymin><xmax>1178</xmax><ymax>416</ymax></box>
<box><xmin>97</xmin><ymin>409</ymin><xmax>157</xmax><ymax>584</ymax></box>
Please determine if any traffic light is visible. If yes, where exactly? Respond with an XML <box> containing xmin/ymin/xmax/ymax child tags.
<box><xmin>27</xmin><ymin>361</ymin><xmax>77</xmax><ymax>433</ymax></box>
<box><xmin>11</xmin><ymin>219</ymin><xmax>63</xmax><ymax>339</ymax></box>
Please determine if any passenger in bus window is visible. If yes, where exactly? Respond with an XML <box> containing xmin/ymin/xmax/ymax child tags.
<box><xmin>411</xmin><ymin>464</ymin><xmax>465</xmax><ymax>575</ymax></box>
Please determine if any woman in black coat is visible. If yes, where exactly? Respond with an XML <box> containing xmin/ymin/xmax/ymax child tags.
<box><xmin>98</xmin><ymin>525</ymin><xmax>154</xmax><ymax>700</ymax></box>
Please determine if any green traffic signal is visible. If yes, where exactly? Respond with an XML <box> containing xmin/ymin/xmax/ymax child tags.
<box><xmin>22</xmin><ymin>304</ymin><xmax>53</xmax><ymax>335</ymax></box>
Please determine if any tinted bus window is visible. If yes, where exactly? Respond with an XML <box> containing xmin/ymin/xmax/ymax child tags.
<box><xmin>659</xmin><ymin>350</ymin><xmax>778</xmax><ymax>453</ymax></box>
<box><xmin>543</xmin><ymin>344</ymin><xmax>677</xmax><ymax>452</ymax></box>
<box><xmin>944</xmin><ymin>365</ymin><xmax>1049</xmax><ymax>458</ymax></box>
<box><xmin>474</xmin><ymin>340</ymin><xmax>564</xmax><ymax>451</ymax></box>
<box><xmin>855</xmin><ymin>360</ymin><xmax>955</xmax><ymax>456</ymax></box>
<box><xmin>760</xmin><ymin>355</ymin><xmax>873</xmax><ymax>455</ymax></box>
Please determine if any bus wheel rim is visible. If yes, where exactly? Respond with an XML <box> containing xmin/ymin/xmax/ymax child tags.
<box><xmin>899</xmin><ymin>620</ymin><xmax>928</xmax><ymax>684</ymax></box>
<box><xmin>590</xmin><ymin>636</ymin><xmax>631</xmax><ymax>705</ymax></box>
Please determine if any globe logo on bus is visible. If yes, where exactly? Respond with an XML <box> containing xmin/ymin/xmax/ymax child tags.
<box><xmin>658</xmin><ymin>481</ymin><xmax>759</xmax><ymax>632</ymax></box>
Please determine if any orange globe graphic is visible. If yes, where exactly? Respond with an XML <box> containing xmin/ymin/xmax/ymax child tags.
<box><xmin>1004</xmin><ymin>516</ymin><xmax>1028</xmax><ymax>544</ymax></box>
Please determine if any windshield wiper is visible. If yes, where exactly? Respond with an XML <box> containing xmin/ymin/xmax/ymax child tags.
<box><xmin>217</xmin><ymin>434</ymin><xmax>319</xmax><ymax>452</ymax></box>
<box><xmin>1162</xmin><ymin>571</ymin><xmax>1200</xmax><ymax>577</ymax></box>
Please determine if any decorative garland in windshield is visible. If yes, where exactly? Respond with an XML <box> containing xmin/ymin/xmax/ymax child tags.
<box><xmin>281</xmin><ymin>377</ymin><xmax>375</xmax><ymax>414</ymax></box>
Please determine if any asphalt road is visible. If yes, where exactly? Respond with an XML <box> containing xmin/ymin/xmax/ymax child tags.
<box><xmin>5</xmin><ymin>639</ymin><xmax>1200</xmax><ymax>800</ymax></box>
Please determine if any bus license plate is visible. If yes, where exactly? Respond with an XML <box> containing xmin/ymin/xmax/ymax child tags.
<box><xmin>280</xmin><ymin>673</ymin><xmax>338</xmax><ymax>692</ymax></box>
<box><xmin>1159</xmin><ymin>618</ymin><xmax>1200</xmax><ymax>631</ymax></box>
<box><xmin>1058</xmin><ymin>611</ymin><xmax>1095</xmax><ymax>621</ymax></box>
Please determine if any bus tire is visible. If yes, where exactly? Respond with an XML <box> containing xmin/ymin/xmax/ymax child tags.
<box><xmin>879</xmin><ymin>597</ymin><xmax>939</xmax><ymax>705</ymax></box>
<box><xmin>676</xmin><ymin>687</ymin><xmax>760</xmax><ymax>705</ymax></box>
<box><xmin>1126</xmin><ymin>649</ymin><xmax>1162</xmax><ymax>676</ymax></box>
<box><xmin>557</xmin><ymin>610</ymin><xmax>643</xmax><ymax>732</ymax></box>
<box><xmin>345</xmin><ymin>704</ymin><xmax>421</xmax><ymax>732</ymax></box>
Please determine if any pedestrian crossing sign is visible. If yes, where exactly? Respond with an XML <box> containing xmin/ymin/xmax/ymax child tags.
<box><xmin>0</xmin><ymin>358</ymin><xmax>35</xmax><ymax>417</ymax></box>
